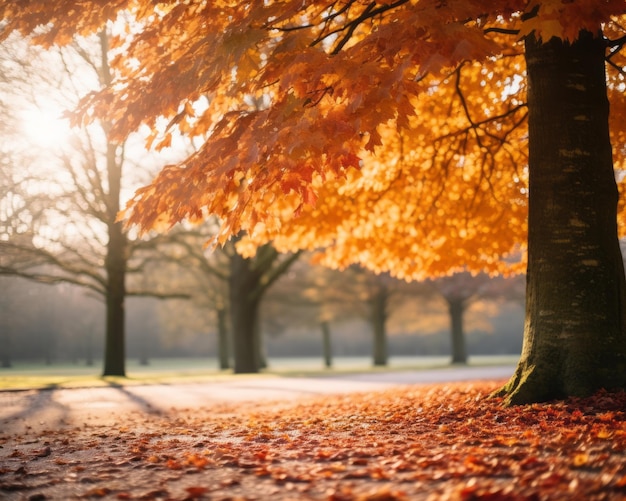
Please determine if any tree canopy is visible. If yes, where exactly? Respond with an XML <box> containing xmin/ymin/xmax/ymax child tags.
<box><xmin>2</xmin><ymin>1</ymin><xmax>623</xmax><ymax>279</ymax></box>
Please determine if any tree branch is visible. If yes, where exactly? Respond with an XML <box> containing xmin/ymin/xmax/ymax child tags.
<box><xmin>126</xmin><ymin>290</ymin><xmax>191</xmax><ymax>300</ymax></box>
<box><xmin>252</xmin><ymin>250</ymin><xmax>302</xmax><ymax>303</ymax></box>
<box><xmin>483</xmin><ymin>27</ymin><xmax>520</xmax><ymax>36</ymax></box>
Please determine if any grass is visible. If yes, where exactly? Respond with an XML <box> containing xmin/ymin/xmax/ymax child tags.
<box><xmin>0</xmin><ymin>355</ymin><xmax>519</xmax><ymax>391</ymax></box>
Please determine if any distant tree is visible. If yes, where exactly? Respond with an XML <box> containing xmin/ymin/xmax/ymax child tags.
<box><xmin>263</xmin><ymin>260</ymin><xmax>352</xmax><ymax>365</ymax></box>
<box><xmin>432</xmin><ymin>272</ymin><xmax>525</xmax><ymax>364</ymax></box>
<box><xmin>0</xmin><ymin>33</ymin><xmax>186</xmax><ymax>376</ymax></box>
<box><xmin>155</xmin><ymin>227</ymin><xmax>300</xmax><ymax>373</ymax></box>
<box><xmin>147</xmin><ymin>225</ymin><xmax>231</xmax><ymax>368</ymax></box>
<box><xmin>261</xmin><ymin>259</ymin><xmax>336</xmax><ymax>365</ymax></box>
<box><xmin>349</xmin><ymin>269</ymin><xmax>395</xmax><ymax>367</ymax></box>
<box><xmin>319</xmin><ymin>320</ymin><xmax>333</xmax><ymax>369</ymax></box>
<box><xmin>266</xmin><ymin>261</ymin><xmax>435</xmax><ymax>366</ymax></box>
<box><xmin>230</xmin><ymin>237</ymin><xmax>301</xmax><ymax>373</ymax></box>
<box><xmin>347</xmin><ymin>267</ymin><xmax>441</xmax><ymax>366</ymax></box>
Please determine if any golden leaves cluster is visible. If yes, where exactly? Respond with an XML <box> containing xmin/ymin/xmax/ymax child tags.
<box><xmin>118</xmin><ymin>0</ymin><xmax>531</xmax><ymax>279</ymax></box>
<box><xmin>519</xmin><ymin>0</ymin><xmax>626</xmax><ymax>43</ymax></box>
<box><xmin>248</xmin><ymin>49</ymin><xmax>530</xmax><ymax>279</ymax></box>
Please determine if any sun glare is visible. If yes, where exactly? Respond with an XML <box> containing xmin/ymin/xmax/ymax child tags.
<box><xmin>20</xmin><ymin>104</ymin><xmax>72</xmax><ymax>151</ymax></box>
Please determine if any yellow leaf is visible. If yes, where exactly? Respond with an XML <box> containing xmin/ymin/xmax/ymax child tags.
<box><xmin>572</xmin><ymin>452</ymin><xmax>589</xmax><ymax>467</ymax></box>
<box><xmin>520</xmin><ymin>17</ymin><xmax>565</xmax><ymax>42</ymax></box>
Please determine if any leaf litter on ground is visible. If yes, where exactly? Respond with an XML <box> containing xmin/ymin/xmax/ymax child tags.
<box><xmin>1</xmin><ymin>381</ymin><xmax>625</xmax><ymax>500</ymax></box>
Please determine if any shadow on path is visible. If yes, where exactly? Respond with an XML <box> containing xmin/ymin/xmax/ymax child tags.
<box><xmin>103</xmin><ymin>380</ymin><xmax>164</xmax><ymax>415</ymax></box>
<box><xmin>0</xmin><ymin>384</ymin><xmax>70</xmax><ymax>430</ymax></box>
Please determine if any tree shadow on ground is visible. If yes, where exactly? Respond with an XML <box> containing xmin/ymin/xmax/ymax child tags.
<box><xmin>0</xmin><ymin>384</ymin><xmax>70</xmax><ymax>431</ymax></box>
<box><xmin>102</xmin><ymin>380</ymin><xmax>164</xmax><ymax>415</ymax></box>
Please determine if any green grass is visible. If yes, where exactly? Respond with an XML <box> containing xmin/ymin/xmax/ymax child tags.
<box><xmin>0</xmin><ymin>370</ymin><xmax>282</xmax><ymax>391</ymax></box>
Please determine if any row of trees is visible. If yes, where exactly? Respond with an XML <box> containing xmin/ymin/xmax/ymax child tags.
<box><xmin>0</xmin><ymin>267</ymin><xmax>524</xmax><ymax>369</ymax></box>
<box><xmin>0</xmin><ymin>32</ymin><xmax>310</xmax><ymax>376</ymax></box>
<box><xmin>0</xmin><ymin>29</ymin><xmax>524</xmax><ymax>377</ymax></box>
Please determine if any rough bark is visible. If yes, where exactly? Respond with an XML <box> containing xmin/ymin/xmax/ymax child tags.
<box><xmin>496</xmin><ymin>32</ymin><xmax>626</xmax><ymax>404</ymax></box>
<box><xmin>448</xmin><ymin>298</ymin><xmax>467</xmax><ymax>365</ymax></box>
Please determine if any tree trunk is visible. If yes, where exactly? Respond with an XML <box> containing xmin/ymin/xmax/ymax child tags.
<box><xmin>101</xmin><ymin>140</ymin><xmax>126</xmax><ymax>376</ymax></box>
<box><xmin>216</xmin><ymin>304</ymin><xmax>230</xmax><ymax>370</ymax></box>
<box><xmin>255</xmin><ymin>319</ymin><xmax>268</xmax><ymax>369</ymax></box>
<box><xmin>448</xmin><ymin>298</ymin><xmax>467</xmax><ymax>365</ymax></box>
<box><xmin>229</xmin><ymin>251</ymin><xmax>260</xmax><ymax>374</ymax></box>
<box><xmin>103</xmin><ymin>215</ymin><xmax>127</xmax><ymax>376</ymax></box>
<box><xmin>321</xmin><ymin>320</ymin><xmax>332</xmax><ymax>368</ymax></box>
<box><xmin>1</xmin><ymin>330</ymin><xmax>12</xmax><ymax>368</ymax></box>
<box><xmin>100</xmin><ymin>31</ymin><xmax>127</xmax><ymax>378</ymax></box>
<box><xmin>227</xmin><ymin>242</ymin><xmax>298</xmax><ymax>373</ymax></box>
<box><xmin>497</xmin><ymin>32</ymin><xmax>626</xmax><ymax>405</ymax></box>
<box><xmin>371</xmin><ymin>287</ymin><xmax>388</xmax><ymax>366</ymax></box>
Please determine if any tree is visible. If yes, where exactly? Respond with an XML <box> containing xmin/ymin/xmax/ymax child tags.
<box><xmin>3</xmin><ymin>1</ymin><xmax>626</xmax><ymax>403</ymax></box>
<box><xmin>432</xmin><ymin>272</ymin><xmax>525</xmax><ymax>365</ymax></box>
<box><xmin>0</xmin><ymin>33</ymin><xmax>187</xmax><ymax>376</ymax></box>
<box><xmin>230</xmin><ymin>237</ymin><xmax>301</xmax><ymax>373</ymax></box>
<box><xmin>494</xmin><ymin>31</ymin><xmax>626</xmax><ymax>403</ymax></box>
<box><xmin>320</xmin><ymin>320</ymin><xmax>333</xmax><ymax>369</ymax></box>
<box><xmin>152</xmin><ymin>225</ymin><xmax>232</xmax><ymax>369</ymax></box>
<box><xmin>262</xmin><ymin>259</ymin><xmax>352</xmax><ymax>367</ymax></box>
<box><xmin>433</xmin><ymin>273</ymin><xmax>475</xmax><ymax>365</ymax></box>
<box><xmin>352</xmin><ymin>269</ymin><xmax>405</xmax><ymax>367</ymax></box>
<box><xmin>267</xmin><ymin>261</ymin><xmax>432</xmax><ymax>366</ymax></box>
<box><xmin>0</xmin><ymin>33</ymin><xmax>134</xmax><ymax>376</ymax></box>
<box><xmin>160</xmin><ymin>226</ymin><xmax>300</xmax><ymax>373</ymax></box>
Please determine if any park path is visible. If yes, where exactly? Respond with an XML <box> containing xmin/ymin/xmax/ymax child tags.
<box><xmin>0</xmin><ymin>365</ymin><xmax>514</xmax><ymax>433</ymax></box>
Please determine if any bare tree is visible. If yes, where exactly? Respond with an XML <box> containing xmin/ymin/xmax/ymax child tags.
<box><xmin>0</xmin><ymin>32</ymin><xmax>187</xmax><ymax>376</ymax></box>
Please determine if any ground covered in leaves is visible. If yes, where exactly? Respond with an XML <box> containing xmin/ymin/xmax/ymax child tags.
<box><xmin>1</xmin><ymin>381</ymin><xmax>626</xmax><ymax>500</ymax></box>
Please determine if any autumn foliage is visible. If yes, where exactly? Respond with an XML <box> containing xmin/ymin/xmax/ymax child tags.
<box><xmin>1</xmin><ymin>381</ymin><xmax>626</xmax><ymax>500</ymax></box>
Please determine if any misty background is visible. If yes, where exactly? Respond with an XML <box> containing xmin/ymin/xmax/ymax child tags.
<box><xmin>0</xmin><ymin>271</ymin><xmax>524</xmax><ymax>368</ymax></box>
